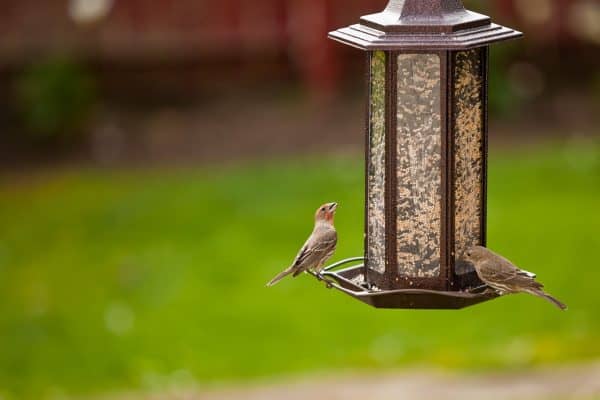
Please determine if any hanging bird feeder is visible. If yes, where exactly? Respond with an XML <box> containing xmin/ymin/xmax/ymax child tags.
<box><xmin>314</xmin><ymin>0</ymin><xmax>522</xmax><ymax>309</ymax></box>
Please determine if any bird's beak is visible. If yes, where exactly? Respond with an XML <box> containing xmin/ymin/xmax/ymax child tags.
<box><xmin>328</xmin><ymin>202</ymin><xmax>338</xmax><ymax>212</ymax></box>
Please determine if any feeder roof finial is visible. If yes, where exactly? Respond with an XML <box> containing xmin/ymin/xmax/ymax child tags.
<box><xmin>329</xmin><ymin>0</ymin><xmax>522</xmax><ymax>50</ymax></box>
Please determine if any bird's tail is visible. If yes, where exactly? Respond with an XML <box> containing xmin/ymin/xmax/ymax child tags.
<box><xmin>527</xmin><ymin>288</ymin><xmax>567</xmax><ymax>310</ymax></box>
<box><xmin>266</xmin><ymin>267</ymin><xmax>293</xmax><ymax>287</ymax></box>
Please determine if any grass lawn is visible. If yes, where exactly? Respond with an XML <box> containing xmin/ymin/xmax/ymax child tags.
<box><xmin>0</xmin><ymin>143</ymin><xmax>598</xmax><ymax>399</ymax></box>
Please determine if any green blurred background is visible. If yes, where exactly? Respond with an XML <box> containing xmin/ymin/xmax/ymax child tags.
<box><xmin>0</xmin><ymin>0</ymin><xmax>598</xmax><ymax>399</ymax></box>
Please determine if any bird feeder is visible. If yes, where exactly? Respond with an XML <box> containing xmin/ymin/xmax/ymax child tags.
<box><xmin>316</xmin><ymin>0</ymin><xmax>522</xmax><ymax>309</ymax></box>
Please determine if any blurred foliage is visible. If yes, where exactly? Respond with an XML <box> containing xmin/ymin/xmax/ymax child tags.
<box><xmin>0</xmin><ymin>143</ymin><xmax>598</xmax><ymax>399</ymax></box>
<box><xmin>14</xmin><ymin>57</ymin><xmax>95</xmax><ymax>144</ymax></box>
<box><xmin>592</xmin><ymin>71</ymin><xmax>600</xmax><ymax>105</ymax></box>
<box><xmin>489</xmin><ymin>43</ymin><xmax>523</xmax><ymax>117</ymax></box>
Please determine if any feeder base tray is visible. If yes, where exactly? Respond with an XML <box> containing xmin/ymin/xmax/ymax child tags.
<box><xmin>313</xmin><ymin>260</ymin><xmax>498</xmax><ymax>309</ymax></box>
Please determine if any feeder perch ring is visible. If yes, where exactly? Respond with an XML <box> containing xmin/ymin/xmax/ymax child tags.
<box><xmin>312</xmin><ymin>257</ymin><xmax>499</xmax><ymax>309</ymax></box>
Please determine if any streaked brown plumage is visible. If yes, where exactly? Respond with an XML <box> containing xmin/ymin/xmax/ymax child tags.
<box><xmin>464</xmin><ymin>246</ymin><xmax>567</xmax><ymax>310</ymax></box>
<box><xmin>266</xmin><ymin>202</ymin><xmax>338</xmax><ymax>287</ymax></box>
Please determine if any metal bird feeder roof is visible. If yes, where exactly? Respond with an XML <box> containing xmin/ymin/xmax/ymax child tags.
<box><xmin>315</xmin><ymin>0</ymin><xmax>521</xmax><ymax>309</ymax></box>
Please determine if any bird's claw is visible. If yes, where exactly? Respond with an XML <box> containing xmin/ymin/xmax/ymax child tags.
<box><xmin>318</xmin><ymin>275</ymin><xmax>335</xmax><ymax>289</ymax></box>
<box><xmin>466</xmin><ymin>284</ymin><xmax>498</xmax><ymax>295</ymax></box>
<box><xmin>465</xmin><ymin>284</ymin><xmax>486</xmax><ymax>293</ymax></box>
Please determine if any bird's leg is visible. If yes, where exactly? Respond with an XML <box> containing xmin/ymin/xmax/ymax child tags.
<box><xmin>318</xmin><ymin>273</ymin><xmax>334</xmax><ymax>288</ymax></box>
<box><xmin>482</xmin><ymin>285</ymin><xmax>504</xmax><ymax>296</ymax></box>
<box><xmin>315</xmin><ymin>272</ymin><xmax>333</xmax><ymax>288</ymax></box>
<box><xmin>466</xmin><ymin>284</ymin><xmax>488</xmax><ymax>293</ymax></box>
<box><xmin>308</xmin><ymin>270</ymin><xmax>322</xmax><ymax>281</ymax></box>
<box><xmin>466</xmin><ymin>284</ymin><xmax>499</xmax><ymax>296</ymax></box>
<box><xmin>308</xmin><ymin>268</ymin><xmax>329</xmax><ymax>285</ymax></box>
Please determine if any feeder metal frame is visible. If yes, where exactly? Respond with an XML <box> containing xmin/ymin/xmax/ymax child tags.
<box><xmin>321</xmin><ymin>0</ymin><xmax>521</xmax><ymax>309</ymax></box>
<box><xmin>310</xmin><ymin>257</ymin><xmax>498</xmax><ymax>309</ymax></box>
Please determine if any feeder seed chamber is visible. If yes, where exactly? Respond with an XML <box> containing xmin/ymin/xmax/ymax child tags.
<box><xmin>312</xmin><ymin>0</ymin><xmax>522</xmax><ymax>309</ymax></box>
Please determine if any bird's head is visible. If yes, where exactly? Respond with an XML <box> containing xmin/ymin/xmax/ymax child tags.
<box><xmin>462</xmin><ymin>245</ymin><xmax>488</xmax><ymax>264</ymax></box>
<box><xmin>315</xmin><ymin>202</ymin><xmax>338</xmax><ymax>224</ymax></box>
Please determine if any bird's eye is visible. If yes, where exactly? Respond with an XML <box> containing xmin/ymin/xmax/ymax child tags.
<box><xmin>321</xmin><ymin>207</ymin><xmax>325</xmax><ymax>211</ymax></box>
<box><xmin>466</xmin><ymin>252</ymin><xmax>471</xmax><ymax>257</ymax></box>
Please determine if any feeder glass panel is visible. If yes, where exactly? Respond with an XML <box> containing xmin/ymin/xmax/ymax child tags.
<box><xmin>367</xmin><ymin>50</ymin><xmax>386</xmax><ymax>274</ymax></box>
<box><xmin>452</xmin><ymin>48</ymin><xmax>485</xmax><ymax>275</ymax></box>
<box><xmin>396</xmin><ymin>53</ymin><xmax>442</xmax><ymax>278</ymax></box>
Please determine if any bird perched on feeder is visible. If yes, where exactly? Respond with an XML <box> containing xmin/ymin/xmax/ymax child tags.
<box><xmin>463</xmin><ymin>246</ymin><xmax>567</xmax><ymax>310</ymax></box>
<box><xmin>266</xmin><ymin>202</ymin><xmax>338</xmax><ymax>286</ymax></box>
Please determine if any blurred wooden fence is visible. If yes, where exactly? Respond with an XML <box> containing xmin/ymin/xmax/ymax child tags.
<box><xmin>0</xmin><ymin>0</ymin><xmax>593</xmax><ymax>96</ymax></box>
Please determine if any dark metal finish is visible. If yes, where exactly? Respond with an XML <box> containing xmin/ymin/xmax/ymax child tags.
<box><xmin>329</xmin><ymin>23</ymin><xmax>521</xmax><ymax>51</ymax></box>
<box><xmin>328</xmin><ymin>0</ymin><xmax>522</xmax><ymax>50</ymax></box>
<box><xmin>326</xmin><ymin>0</ymin><xmax>521</xmax><ymax>309</ymax></box>
<box><xmin>441</xmin><ymin>50</ymin><xmax>452</xmax><ymax>291</ymax></box>
<box><xmin>360</xmin><ymin>0</ymin><xmax>490</xmax><ymax>34</ymax></box>
<box><xmin>322</xmin><ymin>257</ymin><xmax>366</xmax><ymax>272</ymax></box>
<box><xmin>384</xmin><ymin>50</ymin><xmax>397</xmax><ymax>291</ymax></box>
<box><xmin>312</xmin><ymin>262</ymin><xmax>498</xmax><ymax>309</ymax></box>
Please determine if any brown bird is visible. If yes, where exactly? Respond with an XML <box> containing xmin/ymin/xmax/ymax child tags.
<box><xmin>267</xmin><ymin>202</ymin><xmax>338</xmax><ymax>286</ymax></box>
<box><xmin>463</xmin><ymin>246</ymin><xmax>567</xmax><ymax>310</ymax></box>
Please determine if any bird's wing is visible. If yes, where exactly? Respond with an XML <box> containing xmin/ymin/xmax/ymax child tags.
<box><xmin>314</xmin><ymin>230</ymin><xmax>338</xmax><ymax>269</ymax></box>
<box><xmin>494</xmin><ymin>252</ymin><xmax>537</xmax><ymax>279</ymax></box>
<box><xmin>292</xmin><ymin>229</ymin><xmax>337</xmax><ymax>273</ymax></box>
<box><xmin>478</xmin><ymin>259</ymin><xmax>519</xmax><ymax>283</ymax></box>
<box><xmin>291</xmin><ymin>241</ymin><xmax>311</xmax><ymax>269</ymax></box>
<box><xmin>479</xmin><ymin>259</ymin><xmax>541</xmax><ymax>291</ymax></box>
